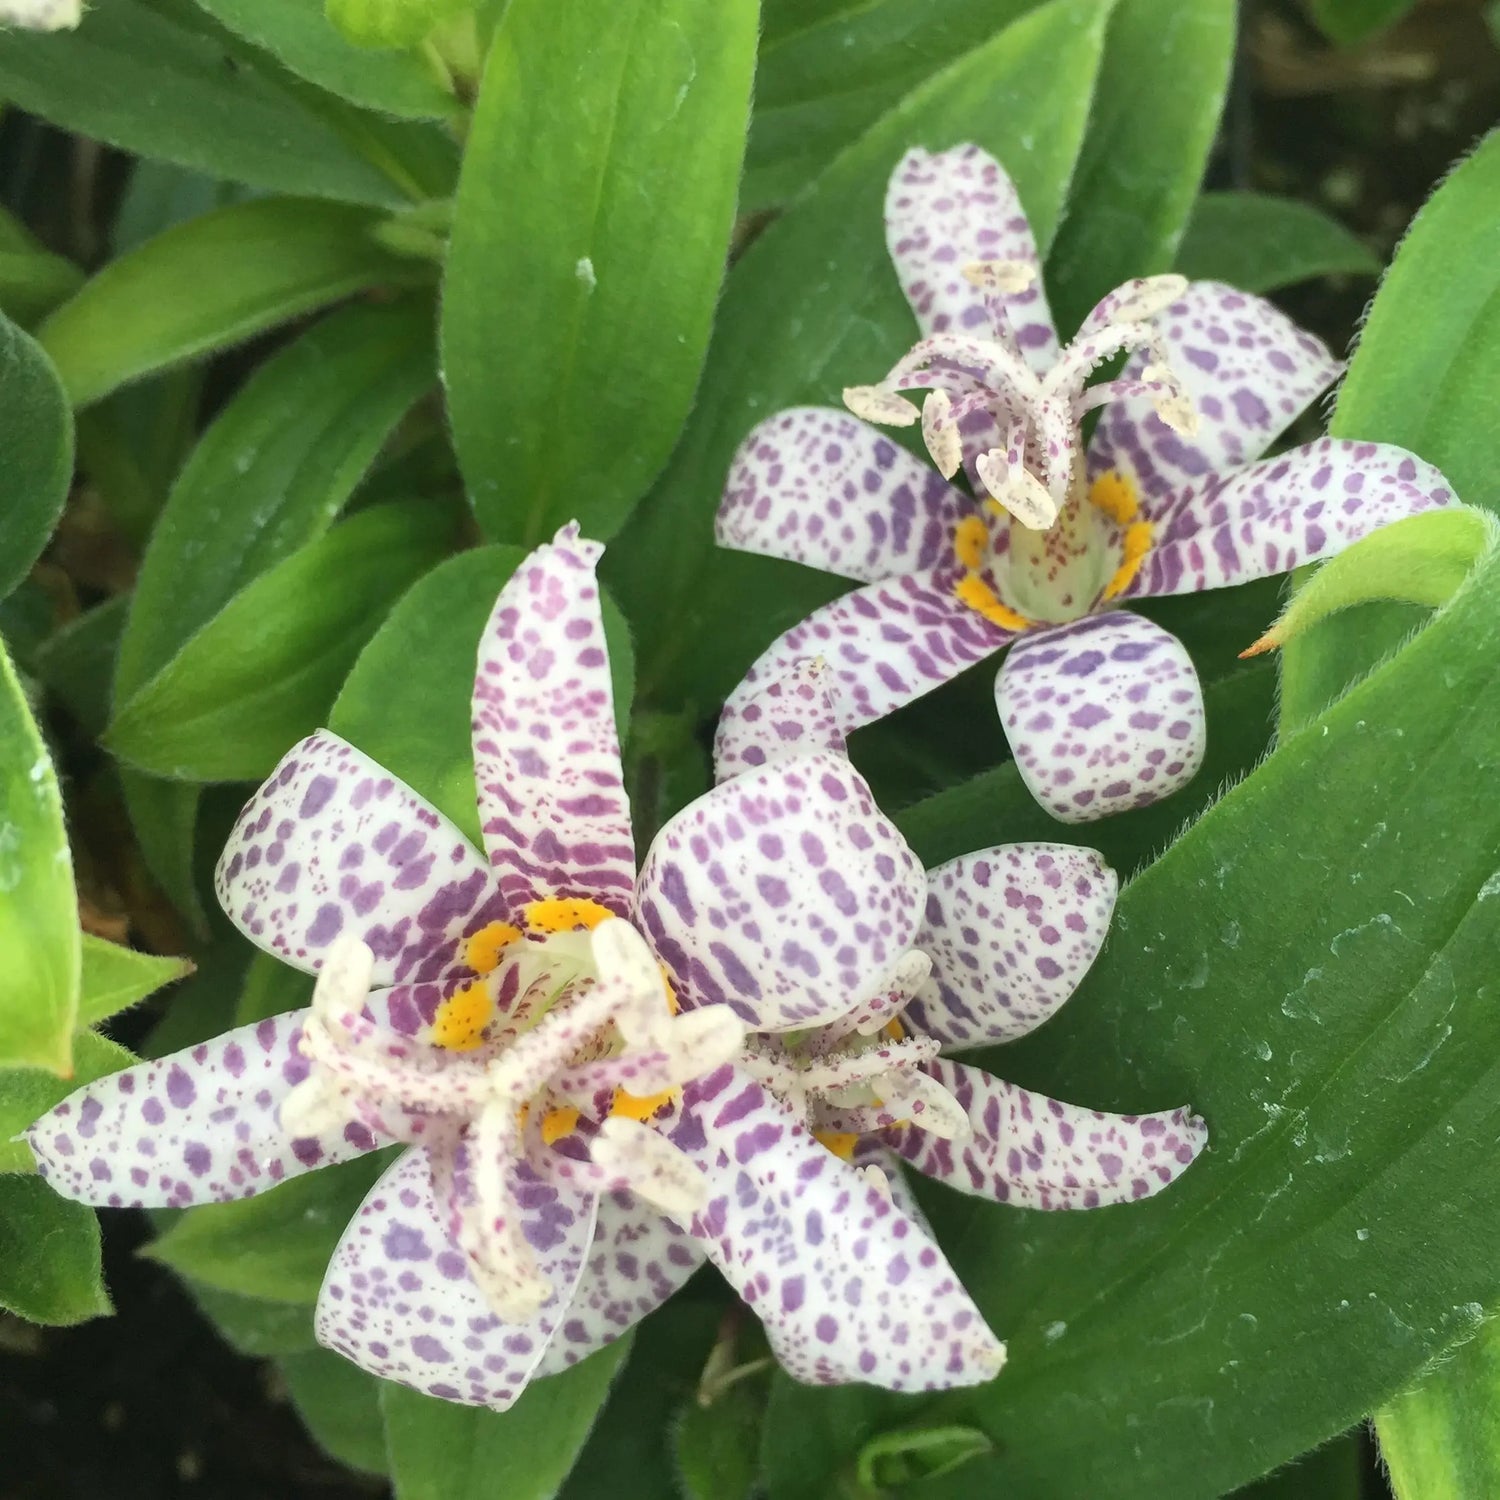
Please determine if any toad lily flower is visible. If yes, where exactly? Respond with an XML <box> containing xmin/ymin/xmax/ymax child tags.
<box><xmin>717</xmin><ymin>661</ymin><xmax>1207</xmax><ymax>1217</ymax></box>
<box><xmin>29</xmin><ymin>527</ymin><xmax>1004</xmax><ymax>1403</ymax></box>
<box><xmin>716</xmin><ymin>144</ymin><xmax>1457</xmax><ymax>823</ymax></box>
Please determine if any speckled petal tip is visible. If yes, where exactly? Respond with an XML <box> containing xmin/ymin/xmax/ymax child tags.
<box><xmin>1126</xmin><ymin>437</ymin><xmax>1459</xmax><ymax>600</ymax></box>
<box><xmin>885</xmin><ymin>144</ymin><xmax>1057</xmax><ymax>370</ymax></box>
<box><xmin>671</xmin><ymin>1064</ymin><xmax>1006</xmax><ymax>1391</ymax></box>
<box><xmin>316</xmin><ymin>1145</ymin><xmax>597</xmax><ymax>1410</ymax></box>
<box><xmin>893</xmin><ymin>1059</ymin><xmax>1207</xmax><ymax>1211</ymax></box>
<box><xmin>716</xmin><ymin>407</ymin><xmax>971</xmax><ymax>584</ymax></box>
<box><xmin>904</xmin><ymin>844</ymin><xmax>1117</xmax><ymax>1049</ymax></box>
<box><xmin>27</xmin><ymin>1011</ymin><xmax>381</xmax><ymax>1208</ymax></box>
<box><xmin>637</xmin><ymin>752</ymin><xmax>926</xmax><ymax>1032</ymax></box>
<box><xmin>722</xmin><ymin>568</ymin><xmax>1016</xmax><ymax>741</ymax></box>
<box><xmin>216</xmin><ymin>732</ymin><xmax>504</xmax><ymax>985</ymax></box>
<box><xmin>713</xmin><ymin>658</ymin><xmax>847</xmax><ymax>783</ymax></box>
<box><xmin>1088</xmin><ymin>281</ymin><xmax>1340</xmax><ymax>516</ymax></box>
<box><xmin>996</xmin><ymin>613</ymin><xmax>1205</xmax><ymax>824</ymax></box>
<box><xmin>472</xmin><ymin>524</ymin><xmax>636</xmax><ymax>919</ymax></box>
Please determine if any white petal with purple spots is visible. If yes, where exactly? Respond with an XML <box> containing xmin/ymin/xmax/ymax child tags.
<box><xmin>904</xmin><ymin>844</ymin><xmax>1117</xmax><ymax>1049</ymax></box>
<box><xmin>996</xmin><ymin>613</ymin><xmax>1205</xmax><ymax>824</ymax></box>
<box><xmin>713</xmin><ymin>658</ymin><xmax>847</xmax><ymax>783</ymax></box>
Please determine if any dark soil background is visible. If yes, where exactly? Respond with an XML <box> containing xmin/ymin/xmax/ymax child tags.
<box><xmin>3</xmin><ymin>1</ymin><xmax>1498</xmax><ymax>1496</ymax></box>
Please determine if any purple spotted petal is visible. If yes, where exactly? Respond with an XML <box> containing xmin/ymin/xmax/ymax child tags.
<box><xmin>849</xmin><ymin>1138</ymin><xmax>933</xmax><ymax>1234</ymax></box>
<box><xmin>891</xmin><ymin>1059</ymin><xmax>1207</xmax><ymax>1210</ymax></box>
<box><xmin>315</xmin><ymin>1144</ymin><xmax>597</xmax><ymax>1410</ymax></box>
<box><xmin>637</xmin><ymin>753</ymin><xmax>926</xmax><ymax>1031</ymax></box>
<box><xmin>533</xmin><ymin>1190</ymin><xmax>704</xmax><ymax>1376</ymax></box>
<box><xmin>716</xmin><ymin>407</ymin><xmax>972</xmax><ymax>584</ymax></box>
<box><xmin>1126</xmin><ymin>438</ymin><xmax>1459</xmax><ymax>599</ymax></box>
<box><xmin>713</xmin><ymin>658</ymin><xmax>847</xmax><ymax>783</ymax></box>
<box><xmin>996</xmin><ymin>614</ymin><xmax>1205</xmax><ymax>824</ymax></box>
<box><xmin>1088</xmin><ymin>281</ymin><xmax>1339</xmax><ymax>519</ymax></box>
<box><xmin>904</xmin><ymin>844</ymin><xmax>1117</xmax><ymax>1049</ymax></box>
<box><xmin>216</xmin><ymin>732</ymin><xmax>504</xmax><ymax>985</ymax></box>
<box><xmin>722</xmin><ymin>568</ymin><xmax>1016</xmax><ymax>741</ymax></box>
<box><xmin>885</xmin><ymin>144</ymin><xmax>1057</xmax><ymax>369</ymax></box>
<box><xmin>27</xmin><ymin>1012</ymin><xmax>382</xmax><ymax>1208</ymax></box>
<box><xmin>472</xmin><ymin>525</ymin><xmax>636</xmax><ymax>919</ymax></box>
<box><xmin>670</xmin><ymin>1064</ymin><xmax>1005</xmax><ymax>1390</ymax></box>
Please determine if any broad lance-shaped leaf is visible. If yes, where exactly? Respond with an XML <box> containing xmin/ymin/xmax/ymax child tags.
<box><xmin>39</xmin><ymin>197</ymin><xmax>426</xmax><ymax>408</ymax></box>
<box><xmin>381</xmin><ymin>1339</ymin><xmax>631</xmax><ymax>1500</ymax></box>
<box><xmin>0</xmin><ymin>0</ymin><xmax>436</xmax><ymax>207</ymax></box>
<box><xmin>0</xmin><ymin>310</ymin><xmax>72</xmax><ymax>602</ymax></box>
<box><xmin>1042</xmin><ymin>0</ymin><xmax>1233</xmax><ymax>336</ymax></box>
<box><xmin>279</xmin><ymin>1348</ymin><xmax>388</xmax><ymax>1477</ymax></box>
<box><xmin>0</xmin><ymin>636</ymin><xmax>77</xmax><ymax>1073</ymax></box>
<box><xmin>443</xmin><ymin>0</ymin><xmax>757</xmax><ymax>545</ymax></box>
<box><xmin>0</xmin><ymin>1175</ymin><xmax>110</xmax><ymax>1326</ymax></box>
<box><xmin>106</xmin><ymin>498</ymin><xmax>458</xmax><ymax>782</ymax></box>
<box><xmin>604</xmin><ymin>0</ymin><xmax>1114</xmax><ymax>709</ymax></box>
<box><xmin>77</xmin><ymin>933</ymin><xmax>193</xmax><ymax>1025</ymax></box>
<box><xmin>1176</xmin><ymin>192</ymin><xmax>1379</xmax><ymax>294</ymax></box>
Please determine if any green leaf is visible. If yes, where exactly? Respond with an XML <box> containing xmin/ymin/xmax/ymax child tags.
<box><xmin>329</xmin><ymin>545</ymin><xmax>635</xmax><ymax>847</ymax></box>
<box><xmin>1176</xmin><ymin>191</ymin><xmax>1380</xmax><ymax>293</ymax></box>
<box><xmin>235</xmin><ymin>950</ymin><xmax>316</xmax><ymax>1027</ymax></box>
<box><xmin>146</xmin><ymin>1149</ymin><xmax>397</xmax><ymax>1303</ymax></box>
<box><xmin>39</xmin><ymin>197</ymin><xmax>423</xmax><ymax>408</ymax></box>
<box><xmin>0</xmin><ymin>312</ymin><xmax>72</xmax><ymax>601</ymax></box>
<box><xmin>382</xmin><ymin>1338</ymin><xmax>631</xmax><ymax>1500</ymax></box>
<box><xmin>0</xmin><ymin>1029</ymin><xmax>135</xmax><ymax>1174</ymax></box>
<box><xmin>605</xmin><ymin>0</ymin><xmax>1115</xmax><ymax>710</ymax></box>
<box><xmin>196</xmin><ymin>0</ymin><xmax>461</xmax><ymax>121</ymax></box>
<box><xmin>1309</xmin><ymin>0</ymin><xmax>1420</xmax><ymax>46</ymax></box>
<box><xmin>107</xmin><ymin>498</ymin><xmax>457</xmax><ymax>781</ymax></box>
<box><xmin>760</xmin><ymin>1378</ymin><xmax>904</xmax><ymax>1500</ymax></box>
<box><xmin>0</xmin><ymin>635</ymin><xmax>77</xmax><ymax>1074</ymax></box>
<box><xmin>856</xmin><ymin>1426</ymin><xmax>991</xmax><ymax>1490</ymax></box>
<box><xmin>327</xmin><ymin>0</ymin><xmax>467</xmax><ymax>49</ymax></box>
<box><xmin>0</xmin><ymin>0</ymin><xmax>420</xmax><ymax>207</ymax></box>
<box><xmin>185</xmin><ymin>1281</ymin><xmax>319</xmax><ymax>1356</ymax></box>
<box><xmin>745</xmin><ymin>0</ymin><xmax>1043</xmax><ymax>213</ymax></box>
<box><xmin>31</xmin><ymin>596</ymin><xmax>128</xmax><ymax>739</ymax></box>
<box><xmin>77</xmin><ymin>933</ymin><xmax>193</xmax><ymax>1025</ymax></box>
<box><xmin>280</xmin><ymin>1347</ymin><xmax>390</xmax><ymax>1476</ymax></box>
<box><xmin>0</xmin><ymin>206</ymin><xmax>85</xmax><ymax>330</ymax></box>
<box><xmin>1378</xmin><ymin>1323</ymin><xmax>1500</xmax><ymax>1499</ymax></box>
<box><xmin>1042</xmin><ymin>0</ymin><xmax>1234</xmax><ymax>336</ymax></box>
<box><xmin>443</xmin><ymin>0</ymin><xmax>758</xmax><ymax>545</ymax></box>
<box><xmin>1234</xmin><ymin>1433</ymin><xmax>1364</xmax><ymax>1498</ymax></box>
<box><xmin>674</xmin><ymin>1376</ymin><xmax>769</xmax><ymax>1500</ymax></box>
<box><xmin>0</xmin><ymin>1174</ymin><xmax>111</xmax><ymax>1325</ymax></box>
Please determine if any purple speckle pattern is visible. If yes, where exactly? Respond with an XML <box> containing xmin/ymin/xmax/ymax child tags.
<box><xmin>27</xmin><ymin>1011</ymin><xmax>375</xmax><ymax>1208</ymax></box>
<box><xmin>670</xmin><ymin>1064</ymin><xmax>1006</xmax><ymax>1389</ymax></box>
<box><xmin>1089</xmin><ymin>280</ymin><xmax>1340</xmax><ymax>517</ymax></box>
<box><xmin>885</xmin><ymin>143</ymin><xmax>1057</xmax><ymax>371</ymax></box>
<box><xmin>996</xmin><ymin>613</ymin><xmax>1204</xmax><ymax>824</ymax></box>
<box><xmin>1125</xmin><ymin>437</ymin><xmax>1458</xmax><ymax>599</ymax></box>
<box><xmin>719</xmin><ymin>567</ymin><xmax>1017</xmax><ymax>741</ymax></box>
<box><xmin>713</xmin><ymin>658</ymin><xmax>847</xmax><ymax>782</ymax></box>
<box><xmin>904</xmin><ymin>844</ymin><xmax>1117</xmax><ymax>1048</ymax></box>
<box><xmin>316</xmin><ymin>1146</ymin><xmax>597</xmax><ymax>1409</ymax></box>
<box><xmin>215</xmin><ymin>732</ymin><xmax>501</xmax><ymax>985</ymax></box>
<box><xmin>636</xmin><ymin>752</ymin><xmax>925</xmax><ymax>1031</ymax></box>
<box><xmin>716</xmin><ymin>407</ymin><xmax>970</xmax><ymax>584</ymax></box>
<box><xmin>472</xmin><ymin>525</ymin><xmax>637</xmax><ymax>918</ymax></box>
<box><xmin>891</xmin><ymin>1059</ymin><xmax>1207</xmax><ymax>1211</ymax></box>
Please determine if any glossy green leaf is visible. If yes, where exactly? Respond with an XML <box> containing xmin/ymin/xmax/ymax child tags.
<box><xmin>0</xmin><ymin>312</ymin><xmax>72</xmax><ymax>601</ymax></box>
<box><xmin>1235</xmin><ymin>1433</ymin><xmax>1364</xmax><ymax>1498</ymax></box>
<box><xmin>382</xmin><ymin>1339</ymin><xmax>631</xmax><ymax>1500</ymax></box>
<box><xmin>605</xmin><ymin>0</ymin><xmax>1114</xmax><ymax>710</ymax></box>
<box><xmin>186</xmin><ymin>1282</ymin><xmax>319</xmax><ymax>1357</ymax></box>
<box><xmin>1043</xmin><ymin>0</ymin><xmax>1234</xmax><ymax>336</ymax></box>
<box><xmin>31</xmin><ymin>596</ymin><xmax>127</xmax><ymax>739</ymax></box>
<box><xmin>745</xmin><ymin>0</ymin><xmax>1041</xmax><ymax>212</ymax></box>
<box><xmin>1379</xmin><ymin>1323</ymin><xmax>1500</xmax><ymax>1500</ymax></box>
<box><xmin>0</xmin><ymin>1174</ymin><xmax>111</xmax><ymax>1325</ymax></box>
<box><xmin>329</xmin><ymin>545</ymin><xmax>635</xmax><ymax>848</ymax></box>
<box><xmin>196</xmin><ymin>0</ymin><xmax>461</xmax><ymax>120</ymax></box>
<box><xmin>77</xmin><ymin>934</ymin><xmax>193</xmax><ymax>1025</ymax></box>
<box><xmin>280</xmin><ymin>1347</ymin><xmax>389</xmax><ymax>1476</ymax></box>
<box><xmin>443</xmin><ymin>0</ymin><xmax>757</xmax><ymax>545</ymax></box>
<box><xmin>1176</xmin><ymin>191</ymin><xmax>1380</xmax><ymax>293</ymax></box>
<box><xmin>0</xmin><ymin>636</ymin><xmax>77</xmax><ymax>1074</ymax></box>
<box><xmin>107</xmin><ymin>498</ymin><xmax>457</xmax><ymax>781</ymax></box>
<box><xmin>0</xmin><ymin>1029</ymin><xmax>135</xmax><ymax>1174</ymax></box>
<box><xmin>146</xmin><ymin>1150</ymin><xmax>397</xmax><ymax>1303</ymax></box>
<box><xmin>39</xmin><ymin>197</ymin><xmax>422</xmax><ymax>408</ymax></box>
<box><xmin>0</xmin><ymin>0</ymin><xmax>417</xmax><ymax>206</ymax></box>
<box><xmin>760</xmin><ymin>1378</ymin><xmax>904</xmax><ymax>1500</ymax></box>
<box><xmin>1309</xmin><ymin>0</ymin><xmax>1420</xmax><ymax>46</ymax></box>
